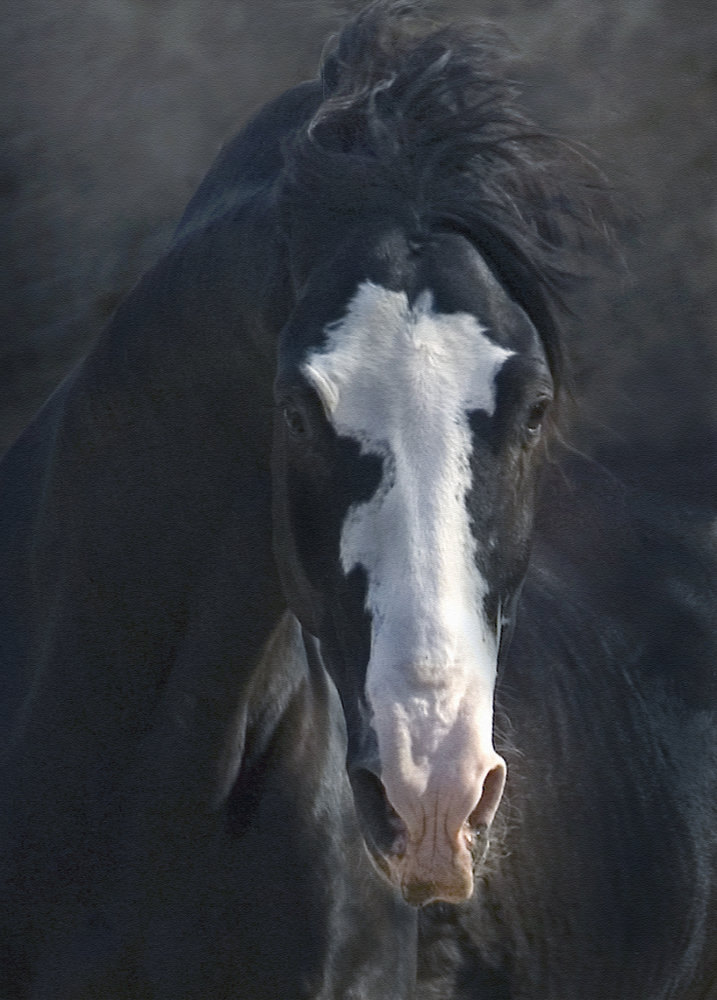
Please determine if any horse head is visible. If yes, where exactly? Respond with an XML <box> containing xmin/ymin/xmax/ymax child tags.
<box><xmin>263</xmin><ymin>0</ymin><xmax>598</xmax><ymax>907</ymax></box>
<box><xmin>271</xmin><ymin>208</ymin><xmax>555</xmax><ymax>904</ymax></box>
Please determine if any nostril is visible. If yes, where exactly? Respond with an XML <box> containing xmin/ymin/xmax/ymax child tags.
<box><xmin>350</xmin><ymin>767</ymin><xmax>407</xmax><ymax>856</ymax></box>
<box><xmin>468</xmin><ymin>758</ymin><xmax>507</xmax><ymax>831</ymax></box>
<box><xmin>465</xmin><ymin>822</ymin><xmax>491</xmax><ymax>869</ymax></box>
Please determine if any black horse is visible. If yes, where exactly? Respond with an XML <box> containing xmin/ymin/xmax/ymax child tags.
<box><xmin>2</xmin><ymin>2</ymin><xmax>717</xmax><ymax>998</ymax></box>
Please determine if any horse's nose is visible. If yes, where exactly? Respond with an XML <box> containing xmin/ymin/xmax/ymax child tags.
<box><xmin>363</xmin><ymin>628</ymin><xmax>506</xmax><ymax>903</ymax></box>
<box><xmin>467</xmin><ymin>757</ymin><xmax>507</xmax><ymax>830</ymax></box>
<box><xmin>383</xmin><ymin>753</ymin><xmax>507</xmax><ymax>906</ymax></box>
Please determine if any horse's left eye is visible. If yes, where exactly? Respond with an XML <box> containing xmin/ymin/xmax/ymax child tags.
<box><xmin>283</xmin><ymin>404</ymin><xmax>308</xmax><ymax>440</ymax></box>
<box><xmin>525</xmin><ymin>398</ymin><xmax>550</xmax><ymax>438</ymax></box>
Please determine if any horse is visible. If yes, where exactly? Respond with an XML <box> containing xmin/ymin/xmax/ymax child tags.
<box><xmin>2</xmin><ymin>2</ymin><xmax>717</xmax><ymax>997</ymax></box>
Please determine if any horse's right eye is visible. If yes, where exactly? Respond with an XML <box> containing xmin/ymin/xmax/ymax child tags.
<box><xmin>524</xmin><ymin>397</ymin><xmax>551</xmax><ymax>441</ymax></box>
<box><xmin>283</xmin><ymin>404</ymin><xmax>308</xmax><ymax>440</ymax></box>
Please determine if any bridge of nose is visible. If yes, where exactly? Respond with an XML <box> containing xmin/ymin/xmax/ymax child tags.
<box><xmin>372</xmin><ymin>685</ymin><xmax>503</xmax><ymax>816</ymax></box>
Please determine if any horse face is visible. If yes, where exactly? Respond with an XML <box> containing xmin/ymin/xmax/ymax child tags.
<box><xmin>272</xmin><ymin>233</ymin><xmax>552</xmax><ymax>906</ymax></box>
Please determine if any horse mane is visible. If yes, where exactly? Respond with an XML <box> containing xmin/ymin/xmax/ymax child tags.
<box><xmin>279</xmin><ymin>0</ymin><xmax>611</xmax><ymax>391</ymax></box>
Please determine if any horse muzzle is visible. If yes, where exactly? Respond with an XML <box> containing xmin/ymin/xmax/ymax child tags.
<box><xmin>350</xmin><ymin>755</ymin><xmax>506</xmax><ymax>906</ymax></box>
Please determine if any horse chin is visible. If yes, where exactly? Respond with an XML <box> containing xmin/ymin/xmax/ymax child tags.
<box><xmin>361</xmin><ymin>826</ymin><xmax>489</xmax><ymax>907</ymax></box>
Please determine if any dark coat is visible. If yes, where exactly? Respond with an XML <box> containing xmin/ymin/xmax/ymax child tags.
<box><xmin>2</xmin><ymin>4</ymin><xmax>717</xmax><ymax>998</ymax></box>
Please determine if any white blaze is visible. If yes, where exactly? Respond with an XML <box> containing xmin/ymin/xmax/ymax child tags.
<box><xmin>303</xmin><ymin>282</ymin><xmax>512</xmax><ymax>886</ymax></box>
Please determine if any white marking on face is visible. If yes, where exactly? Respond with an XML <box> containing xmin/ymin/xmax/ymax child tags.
<box><xmin>303</xmin><ymin>282</ymin><xmax>512</xmax><ymax>647</ymax></box>
<box><xmin>303</xmin><ymin>281</ymin><xmax>512</xmax><ymax>892</ymax></box>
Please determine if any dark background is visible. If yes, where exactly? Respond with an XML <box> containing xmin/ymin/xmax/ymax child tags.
<box><xmin>2</xmin><ymin>0</ymin><xmax>715</xmax><ymax>466</ymax></box>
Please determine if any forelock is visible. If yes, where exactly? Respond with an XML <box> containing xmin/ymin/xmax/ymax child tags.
<box><xmin>279</xmin><ymin>0</ymin><xmax>614</xmax><ymax>391</ymax></box>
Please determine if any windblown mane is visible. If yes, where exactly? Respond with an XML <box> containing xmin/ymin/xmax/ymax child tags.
<box><xmin>280</xmin><ymin>0</ymin><xmax>609</xmax><ymax>389</ymax></box>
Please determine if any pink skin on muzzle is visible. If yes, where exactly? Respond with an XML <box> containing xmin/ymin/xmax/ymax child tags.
<box><xmin>368</xmin><ymin>670</ymin><xmax>507</xmax><ymax>906</ymax></box>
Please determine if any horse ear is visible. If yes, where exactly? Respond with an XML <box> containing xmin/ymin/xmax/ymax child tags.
<box><xmin>320</xmin><ymin>38</ymin><xmax>341</xmax><ymax>94</ymax></box>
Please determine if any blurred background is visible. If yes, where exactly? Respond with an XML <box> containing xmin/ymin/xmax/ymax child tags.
<box><xmin>2</xmin><ymin>0</ymin><xmax>716</xmax><ymax>475</ymax></box>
